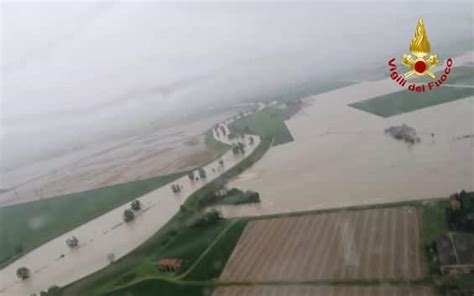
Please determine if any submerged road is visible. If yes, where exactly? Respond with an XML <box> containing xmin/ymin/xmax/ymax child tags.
<box><xmin>0</xmin><ymin>122</ymin><xmax>260</xmax><ymax>296</ymax></box>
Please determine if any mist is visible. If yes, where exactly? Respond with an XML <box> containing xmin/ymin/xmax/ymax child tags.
<box><xmin>1</xmin><ymin>1</ymin><xmax>473</xmax><ymax>171</ymax></box>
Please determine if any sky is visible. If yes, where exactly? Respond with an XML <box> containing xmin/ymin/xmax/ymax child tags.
<box><xmin>1</xmin><ymin>1</ymin><xmax>473</xmax><ymax>169</ymax></box>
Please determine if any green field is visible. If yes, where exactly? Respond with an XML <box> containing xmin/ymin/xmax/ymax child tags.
<box><xmin>0</xmin><ymin>172</ymin><xmax>184</xmax><ymax>266</ymax></box>
<box><xmin>183</xmin><ymin>220</ymin><xmax>247</xmax><ymax>281</ymax></box>
<box><xmin>229</xmin><ymin>108</ymin><xmax>294</xmax><ymax>146</ymax></box>
<box><xmin>349</xmin><ymin>86</ymin><xmax>474</xmax><ymax>117</ymax></box>
<box><xmin>419</xmin><ymin>199</ymin><xmax>449</xmax><ymax>243</ymax></box>
<box><xmin>101</xmin><ymin>219</ymin><xmax>247</xmax><ymax>296</ymax></box>
<box><xmin>63</xmin><ymin>213</ymin><xmax>247</xmax><ymax>296</ymax></box>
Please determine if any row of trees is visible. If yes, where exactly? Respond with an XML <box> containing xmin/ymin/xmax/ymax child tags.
<box><xmin>188</xmin><ymin>168</ymin><xmax>207</xmax><ymax>182</ymax></box>
<box><xmin>446</xmin><ymin>190</ymin><xmax>474</xmax><ymax>231</ymax></box>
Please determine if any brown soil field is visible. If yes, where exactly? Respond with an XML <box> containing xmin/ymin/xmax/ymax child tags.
<box><xmin>219</xmin><ymin>206</ymin><xmax>426</xmax><ymax>282</ymax></box>
<box><xmin>212</xmin><ymin>285</ymin><xmax>435</xmax><ymax>296</ymax></box>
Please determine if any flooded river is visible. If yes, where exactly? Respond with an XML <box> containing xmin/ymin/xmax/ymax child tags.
<box><xmin>219</xmin><ymin>54</ymin><xmax>474</xmax><ymax>218</ymax></box>
<box><xmin>0</xmin><ymin>125</ymin><xmax>259</xmax><ymax>296</ymax></box>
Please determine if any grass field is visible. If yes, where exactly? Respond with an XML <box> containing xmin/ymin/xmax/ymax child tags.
<box><xmin>99</xmin><ymin>219</ymin><xmax>246</xmax><ymax>294</ymax></box>
<box><xmin>229</xmin><ymin>108</ymin><xmax>293</xmax><ymax>146</ymax></box>
<box><xmin>0</xmin><ymin>172</ymin><xmax>185</xmax><ymax>266</ymax></box>
<box><xmin>101</xmin><ymin>220</ymin><xmax>247</xmax><ymax>296</ymax></box>
<box><xmin>349</xmin><ymin>86</ymin><xmax>474</xmax><ymax>117</ymax></box>
<box><xmin>183</xmin><ymin>220</ymin><xmax>247</xmax><ymax>281</ymax></box>
<box><xmin>419</xmin><ymin>199</ymin><xmax>449</xmax><ymax>243</ymax></box>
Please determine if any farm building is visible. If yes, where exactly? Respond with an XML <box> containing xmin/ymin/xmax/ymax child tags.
<box><xmin>436</xmin><ymin>232</ymin><xmax>474</xmax><ymax>275</ymax></box>
<box><xmin>158</xmin><ymin>258</ymin><xmax>182</xmax><ymax>273</ymax></box>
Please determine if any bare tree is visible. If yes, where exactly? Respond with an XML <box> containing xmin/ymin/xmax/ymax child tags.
<box><xmin>131</xmin><ymin>199</ymin><xmax>141</xmax><ymax>211</ymax></box>
<box><xmin>16</xmin><ymin>267</ymin><xmax>30</xmax><ymax>280</ymax></box>
<box><xmin>123</xmin><ymin>209</ymin><xmax>135</xmax><ymax>223</ymax></box>
<box><xmin>66</xmin><ymin>236</ymin><xmax>79</xmax><ymax>248</ymax></box>
<box><xmin>198</xmin><ymin>168</ymin><xmax>207</xmax><ymax>179</ymax></box>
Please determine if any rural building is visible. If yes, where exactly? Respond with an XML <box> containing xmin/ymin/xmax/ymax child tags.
<box><xmin>436</xmin><ymin>232</ymin><xmax>474</xmax><ymax>275</ymax></box>
<box><xmin>158</xmin><ymin>258</ymin><xmax>182</xmax><ymax>273</ymax></box>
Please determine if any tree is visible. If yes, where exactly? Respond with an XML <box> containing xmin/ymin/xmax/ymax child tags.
<box><xmin>131</xmin><ymin>199</ymin><xmax>141</xmax><ymax>211</ymax></box>
<box><xmin>232</xmin><ymin>142</ymin><xmax>245</xmax><ymax>155</ymax></box>
<box><xmin>189</xmin><ymin>210</ymin><xmax>221</xmax><ymax>227</ymax></box>
<box><xmin>66</xmin><ymin>236</ymin><xmax>79</xmax><ymax>248</ymax></box>
<box><xmin>16</xmin><ymin>267</ymin><xmax>30</xmax><ymax>280</ymax></box>
<box><xmin>198</xmin><ymin>168</ymin><xmax>207</xmax><ymax>179</ymax></box>
<box><xmin>188</xmin><ymin>171</ymin><xmax>195</xmax><ymax>181</ymax></box>
<box><xmin>123</xmin><ymin>209</ymin><xmax>135</xmax><ymax>223</ymax></box>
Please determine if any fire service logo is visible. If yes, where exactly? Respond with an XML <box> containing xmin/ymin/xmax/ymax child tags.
<box><xmin>388</xmin><ymin>18</ymin><xmax>453</xmax><ymax>92</ymax></box>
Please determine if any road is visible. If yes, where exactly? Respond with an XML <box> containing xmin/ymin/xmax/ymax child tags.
<box><xmin>0</xmin><ymin>122</ymin><xmax>260</xmax><ymax>296</ymax></box>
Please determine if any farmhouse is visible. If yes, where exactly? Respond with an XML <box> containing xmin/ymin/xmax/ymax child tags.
<box><xmin>158</xmin><ymin>258</ymin><xmax>182</xmax><ymax>273</ymax></box>
<box><xmin>436</xmin><ymin>232</ymin><xmax>474</xmax><ymax>275</ymax></box>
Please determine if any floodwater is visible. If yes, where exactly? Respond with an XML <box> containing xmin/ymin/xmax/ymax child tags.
<box><xmin>0</xmin><ymin>111</ymin><xmax>234</xmax><ymax>206</ymax></box>
<box><xmin>218</xmin><ymin>53</ymin><xmax>474</xmax><ymax>218</ymax></box>
<box><xmin>0</xmin><ymin>124</ymin><xmax>259</xmax><ymax>296</ymax></box>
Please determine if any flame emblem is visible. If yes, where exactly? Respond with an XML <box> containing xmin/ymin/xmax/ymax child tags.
<box><xmin>402</xmin><ymin>18</ymin><xmax>438</xmax><ymax>78</ymax></box>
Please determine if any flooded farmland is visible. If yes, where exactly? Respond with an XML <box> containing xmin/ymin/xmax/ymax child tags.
<box><xmin>0</xmin><ymin>111</ymin><xmax>233</xmax><ymax>206</ymax></box>
<box><xmin>220</xmin><ymin>55</ymin><xmax>474</xmax><ymax>218</ymax></box>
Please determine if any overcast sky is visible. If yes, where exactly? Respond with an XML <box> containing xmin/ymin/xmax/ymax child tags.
<box><xmin>1</xmin><ymin>1</ymin><xmax>473</xmax><ymax>169</ymax></box>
